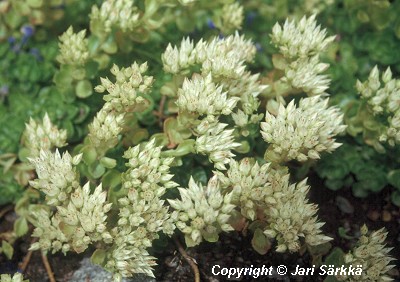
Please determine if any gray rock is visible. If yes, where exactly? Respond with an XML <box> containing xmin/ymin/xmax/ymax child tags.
<box><xmin>70</xmin><ymin>258</ymin><xmax>156</xmax><ymax>282</ymax></box>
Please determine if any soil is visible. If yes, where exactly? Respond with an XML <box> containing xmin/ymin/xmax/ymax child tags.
<box><xmin>1</xmin><ymin>173</ymin><xmax>399</xmax><ymax>282</ymax></box>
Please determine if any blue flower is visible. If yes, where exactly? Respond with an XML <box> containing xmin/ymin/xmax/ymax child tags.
<box><xmin>207</xmin><ymin>19</ymin><xmax>216</xmax><ymax>29</ymax></box>
<box><xmin>21</xmin><ymin>25</ymin><xmax>35</xmax><ymax>38</ymax></box>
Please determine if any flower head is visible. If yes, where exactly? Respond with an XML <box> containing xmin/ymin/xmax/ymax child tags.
<box><xmin>261</xmin><ymin>96</ymin><xmax>346</xmax><ymax>163</ymax></box>
<box><xmin>168</xmin><ymin>176</ymin><xmax>235</xmax><ymax>247</ymax></box>
<box><xmin>57</xmin><ymin>26</ymin><xmax>89</xmax><ymax>65</ymax></box>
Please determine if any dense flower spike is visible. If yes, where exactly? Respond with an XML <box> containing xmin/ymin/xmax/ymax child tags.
<box><xmin>29</xmin><ymin>150</ymin><xmax>80</xmax><ymax>206</ymax></box>
<box><xmin>271</xmin><ymin>15</ymin><xmax>335</xmax><ymax>96</ymax></box>
<box><xmin>168</xmin><ymin>176</ymin><xmax>235</xmax><ymax>247</ymax></box>
<box><xmin>90</xmin><ymin>0</ymin><xmax>140</xmax><ymax>33</ymax></box>
<box><xmin>23</xmin><ymin>113</ymin><xmax>67</xmax><ymax>158</ymax></box>
<box><xmin>89</xmin><ymin>62</ymin><xmax>153</xmax><ymax>156</ymax></box>
<box><xmin>88</xmin><ymin>109</ymin><xmax>125</xmax><ymax>156</ymax></box>
<box><xmin>122</xmin><ymin>138</ymin><xmax>178</xmax><ymax>191</ymax></box>
<box><xmin>264</xmin><ymin>171</ymin><xmax>332</xmax><ymax>252</ymax></box>
<box><xmin>214</xmin><ymin>3</ymin><xmax>244</xmax><ymax>34</ymax></box>
<box><xmin>271</xmin><ymin>14</ymin><xmax>335</xmax><ymax>59</ymax></box>
<box><xmin>215</xmin><ymin>158</ymin><xmax>271</xmax><ymax>220</ymax></box>
<box><xmin>356</xmin><ymin>66</ymin><xmax>400</xmax><ymax>147</ymax></box>
<box><xmin>282</xmin><ymin>56</ymin><xmax>331</xmax><ymax>95</ymax></box>
<box><xmin>57</xmin><ymin>26</ymin><xmax>89</xmax><ymax>65</ymax></box>
<box><xmin>94</xmin><ymin>62</ymin><xmax>153</xmax><ymax>112</ymax></box>
<box><xmin>261</xmin><ymin>96</ymin><xmax>346</xmax><ymax>163</ymax></box>
<box><xmin>102</xmin><ymin>139</ymin><xmax>178</xmax><ymax>279</ymax></box>
<box><xmin>30</xmin><ymin>182</ymin><xmax>112</xmax><ymax>254</ymax></box>
<box><xmin>195</xmin><ymin>121</ymin><xmax>241</xmax><ymax>170</ymax></box>
<box><xmin>162</xmin><ymin>33</ymin><xmax>256</xmax><ymax>78</ymax></box>
<box><xmin>176</xmin><ymin>74</ymin><xmax>239</xmax><ymax>117</ymax></box>
<box><xmin>337</xmin><ymin>225</ymin><xmax>395</xmax><ymax>281</ymax></box>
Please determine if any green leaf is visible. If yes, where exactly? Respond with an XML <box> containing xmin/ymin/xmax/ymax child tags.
<box><xmin>324</xmin><ymin>247</ymin><xmax>345</xmax><ymax>279</ymax></box>
<box><xmin>14</xmin><ymin>217</ymin><xmax>29</xmax><ymax>237</ymax></box>
<box><xmin>251</xmin><ymin>228</ymin><xmax>271</xmax><ymax>255</ymax></box>
<box><xmin>391</xmin><ymin>190</ymin><xmax>400</xmax><ymax>207</ymax></box>
<box><xmin>91</xmin><ymin>249</ymin><xmax>106</xmax><ymax>265</ymax></box>
<box><xmin>82</xmin><ymin>146</ymin><xmax>97</xmax><ymax>165</ymax></box>
<box><xmin>18</xmin><ymin>147</ymin><xmax>31</xmax><ymax>162</ymax></box>
<box><xmin>325</xmin><ymin>179</ymin><xmax>344</xmax><ymax>191</ymax></box>
<box><xmin>388</xmin><ymin>169</ymin><xmax>400</xmax><ymax>189</ymax></box>
<box><xmin>1</xmin><ymin>240</ymin><xmax>14</xmax><ymax>260</ymax></box>
<box><xmin>89</xmin><ymin>163</ymin><xmax>106</xmax><ymax>179</ymax></box>
<box><xmin>76</xmin><ymin>80</ymin><xmax>93</xmax><ymax>98</ymax></box>
<box><xmin>54</xmin><ymin>66</ymin><xmax>73</xmax><ymax>87</ymax></box>
<box><xmin>100</xmin><ymin>157</ymin><xmax>117</xmax><ymax>169</ymax></box>
<box><xmin>27</xmin><ymin>0</ymin><xmax>43</xmax><ymax>8</ymax></box>
<box><xmin>202</xmin><ymin>230</ymin><xmax>219</xmax><ymax>243</ymax></box>
<box><xmin>102</xmin><ymin>170</ymin><xmax>121</xmax><ymax>189</ymax></box>
<box><xmin>85</xmin><ymin>61</ymin><xmax>99</xmax><ymax>79</ymax></box>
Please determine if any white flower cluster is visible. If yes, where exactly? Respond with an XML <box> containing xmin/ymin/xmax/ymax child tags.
<box><xmin>0</xmin><ymin>273</ymin><xmax>25</xmax><ymax>282</ymax></box>
<box><xmin>264</xmin><ymin>171</ymin><xmax>332</xmax><ymax>252</ymax></box>
<box><xmin>337</xmin><ymin>225</ymin><xmax>395</xmax><ymax>281</ymax></box>
<box><xmin>282</xmin><ymin>56</ymin><xmax>330</xmax><ymax>96</ymax></box>
<box><xmin>271</xmin><ymin>14</ymin><xmax>335</xmax><ymax>59</ymax></box>
<box><xmin>88</xmin><ymin>109</ymin><xmax>125</xmax><ymax>156</ymax></box>
<box><xmin>271</xmin><ymin>15</ymin><xmax>335</xmax><ymax>96</ymax></box>
<box><xmin>89</xmin><ymin>62</ymin><xmax>153</xmax><ymax>156</ymax></box>
<box><xmin>57</xmin><ymin>26</ymin><xmax>89</xmax><ymax>65</ymax></box>
<box><xmin>121</xmin><ymin>139</ymin><xmax>178</xmax><ymax>191</ymax></box>
<box><xmin>194</xmin><ymin>120</ymin><xmax>240</xmax><ymax>170</ymax></box>
<box><xmin>30</xmin><ymin>182</ymin><xmax>112</xmax><ymax>254</ymax></box>
<box><xmin>215</xmin><ymin>158</ymin><xmax>270</xmax><ymax>220</ymax></box>
<box><xmin>23</xmin><ymin>113</ymin><xmax>67</xmax><ymax>158</ymax></box>
<box><xmin>103</xmin><ymin>139</ymin><xmax>178</xmax><ymax>278</ymax></box>
<box><xmin>214</xmin><ymin>3</ymin><xmax>244</xmax><ymax>34</ymax></box>
<box><xmin>29</xmin><ymin>150</ymin><xmax>112</xmax><ymax>254</ymax></box>
<box><xmin>163</xmin><ymin>33</ymin><xmax>266</xmax><ymax>146</ymax></box>
<box><xmin>176</xmin><ymin>74</ymin><xmax>239</xmax><ymax>117</ymax></box>
<box><xmin>261</xmin><ymin>96</ymin><xmax>346</xmax><ymax>163</ymax></box>
<box><xmin>94</xmin><ymin>62</ymin><xmax>153</xmax><ymax>112</ymax></box>
<box><xmin>90</xmin><ymin>0</ymin><xmax>140</xmax><ymax>33</ymax></box>
<box><xmin>356</xmin><ymin>66</ymin><xmax>400</xmax><ymax>146</ymax></box>
<box><xmin>168</xmin><ymin>176</ymin><xmax>235</xmax><ymax>247</ymax></box>
<box><xmin>162</xmin><ymin>33</ymin><xmax>255</xmax><ymax>78</ymax></box>
<box><xmin>29</xmin><ymin>150</ymin><xmax>81</xmax><ymax>206</ymax></box>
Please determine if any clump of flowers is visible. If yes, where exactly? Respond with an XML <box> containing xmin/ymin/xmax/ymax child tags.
<box><xmin>215</xmin><ymin>158</ymin><xmax>271</xmax><ymax>220</ymax></box>
<box><xmin>28</xmin><ymin>150</ymin><xmax>113</xmax><ymax>254</ymax></box>
<box><xmin>269</xmin><ymin>14</ymin><xmax>335</xmax><ymax>96</ymax></box>
<box><xmin>57</xmin><ymin>26</ymin><xmax>89</xmax><ymax>65</ymax></box>
<box><xmin>100</xmin><ymin>139</ymin><xmax>178</xmax><ymax>279</ymax></box>
<box><xmin>354</xmin><ymin>66</ymin><xmax>400</xmax><ymax>149</ymax></box>
<box><xmin>22</xmin><ymin>113</ymin><xmax>67</xmax><ymax>158</ymax></box>
<box><xmin>337</xmin><ymin>225</ymin><xmax>395</xmax><ymax>281</ymax></box>
<box><xmin>261</xmin><ymin>96</ymin><xmax>346</xmax><ymax>164</ymax></box>
<box><xmin>90</xmin><ymin>0</ymin><xmax>140</xmax><ymax>33</ymax></box>
<box><xmin>168</xmin><ymin>176</ymin><xmax>235</xmax><ymax>247</ymax></box>
<box><xmin>264</xmin><ymin>172</ymin><xmax>332</xmax><ymax>252</ymax></box>
<box><xmin>213</xmin><ymin>2</ymin><xmax>244</xmax><ymax>34</ymax></box>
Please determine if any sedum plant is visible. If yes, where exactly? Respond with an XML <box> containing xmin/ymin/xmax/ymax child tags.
<box><xmin>336</xmin><ymin>225</ymin><xmax>395</xmax><ymax>281</ymax></box>
<box><xmin>1</xmin><ymin>4</ymin><xmax>396</xmax><ymax>282</ymax></box>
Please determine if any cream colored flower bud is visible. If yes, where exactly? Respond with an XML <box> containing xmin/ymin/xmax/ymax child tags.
<box><xmin>57</xmin><ymin>26</ymin><xmax>89</xmax><ymax>65</ymax></box>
